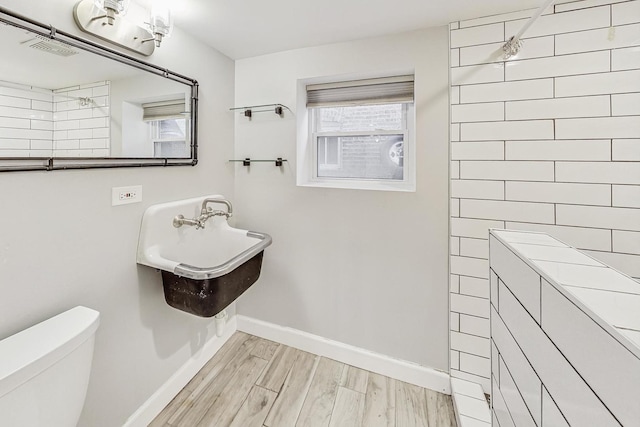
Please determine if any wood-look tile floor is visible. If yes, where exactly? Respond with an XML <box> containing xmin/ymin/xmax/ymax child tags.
<box><xmin>150</xmin><ymin>332</ymin><xmax>457</xmax><ymax>427</ymax></box>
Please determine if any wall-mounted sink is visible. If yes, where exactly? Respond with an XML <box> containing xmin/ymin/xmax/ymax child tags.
<box><xmin>136</xmin><ymin>195</ymin><xmax>272</xmax><ymax>317</ymax></box>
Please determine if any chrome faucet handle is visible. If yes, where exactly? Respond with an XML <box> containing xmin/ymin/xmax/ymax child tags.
<box><xmin>196</xmin><ymin>212</ymin><xmax>211</xmax><ymax>228</ymax></box>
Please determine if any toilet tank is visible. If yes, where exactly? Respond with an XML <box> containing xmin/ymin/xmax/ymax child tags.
<box><xmin>0</xmin><ymin>306</ymin><xmax>100</xmax><ymax>427</ymax></box>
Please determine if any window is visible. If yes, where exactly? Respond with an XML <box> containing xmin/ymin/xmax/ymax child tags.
<box><xmin>150</xmin><ymin>118</ymin><xmax>189</xmax><ymax>157</ymax></box>
<box><xmin>312</xmin><ymin>104</ymin><xmax>407</xmax><ymax>180</ymax></box>
<box><xmin>299</xmin><ymin>75</ymin><xmax>415</xmax><ymax>191</ymax></box>
<box><xmin>142</xmin><ymin>99</ymin><xmax>190</xmax><ymax>158</ymax></box>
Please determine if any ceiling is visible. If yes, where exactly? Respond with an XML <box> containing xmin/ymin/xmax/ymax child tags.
<box><xmin>136</xmin><ymin>0</ymin><xmax>550</xmax><ymax>60</ymax></box>
<box><xmin>0</xmin><ymin>23</ymin><xmax>150</xmax><ymax>89</ymax></box>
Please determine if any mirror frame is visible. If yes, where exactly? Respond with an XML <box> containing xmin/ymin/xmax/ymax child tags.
<box><xmin>0</xmin><ymin>6</ymin><xmax>198</xmax><ymax>172</ymax></box>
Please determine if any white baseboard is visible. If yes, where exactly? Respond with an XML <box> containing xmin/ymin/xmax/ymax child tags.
<box><xmin>236</xmin><ymin>315</ymin><xmax>451</xmax><ymax>394</ymax></box>
<box><xmin>123</xmin><ymin>315</ymin><xmax>238</xmax><ymax>427</ymax></box>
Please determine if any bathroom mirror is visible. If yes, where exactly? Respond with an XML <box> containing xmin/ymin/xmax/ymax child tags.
<box><xmin>0</xmin><ymin>7</ymin><xmax>198</xmax><ymax>172</ymax></box>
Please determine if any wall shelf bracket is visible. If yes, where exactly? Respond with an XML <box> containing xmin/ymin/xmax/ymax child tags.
<box><xmin>229</xmin><ymin>158</ymin><xmax>287</xmax><ymax>167</ymax></box>
<box><xmin>230</xmin><ymin>103</ymin><xmax>290</xmax><ymax>118</ymax></box>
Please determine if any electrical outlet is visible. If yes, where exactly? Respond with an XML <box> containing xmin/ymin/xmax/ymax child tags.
<box><xmin>112</xmin><ymin>185</ymin><xmax>142</xmax><ymax>206</ymax></box>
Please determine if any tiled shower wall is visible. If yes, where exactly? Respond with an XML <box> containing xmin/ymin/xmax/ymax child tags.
<box><xmin>0</xmin><ymin>81</ymin><xmax>110</xmax><ymax>158</ymax></box>
<box><xmin>0</xmin><ymin>86</ymin><xmax>53</xmax><ymax>157</ymax></box>
<box><xmin>53</xmin><ymin>81</ymin><xmax>110</xmax><ymax>157</ymax></box>
<box><xmin>449</xmin><ymin>0</ymin><xmax>640</xmax><ymax>391</ymax></box>
<box><xmin>489</xmin><ymin>230</ymin><xmax>640</xmax><ymax>427</ymax></box>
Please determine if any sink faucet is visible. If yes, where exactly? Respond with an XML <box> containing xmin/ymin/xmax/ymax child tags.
<box><xmin>200</xmin><ymin>198</ymin><xmax>233</xmax><ymax>219</ymax></box>
<box><xmin>172</xmin><ymin>214</ymin><xmax>204</xmax><ymax>229</ymax></box>
<box><xmin>173</xmin><ymin>198</ymin><xmax>233</xmax><ymax>229</ymax></box>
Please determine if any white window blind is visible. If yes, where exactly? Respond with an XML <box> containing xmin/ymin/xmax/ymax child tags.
<box><xmin>142</xmin><ymin>99</ymin><xmax>187</xmax><ymax>121</ymax></box>
<box><xmin>306</xmin><ymin>75</ymin><xmax>414</xmax><ymax>107</ymax></box>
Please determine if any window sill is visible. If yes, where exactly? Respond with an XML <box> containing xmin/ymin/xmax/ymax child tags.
<box><xmin>297</xmin><ymin>178</ymin><xmax>415</xmax><ymax>192</ymax></box>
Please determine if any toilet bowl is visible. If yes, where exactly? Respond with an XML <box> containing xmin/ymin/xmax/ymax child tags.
<box><xmin>0</xmin><ymin>306</ymin><xmax>100</xmax><ymax>427</ymax></box>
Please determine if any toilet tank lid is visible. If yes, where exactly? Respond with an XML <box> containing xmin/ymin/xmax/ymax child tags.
<box><xmin>0</xmin><ymin>306</ymin><xmax>100</xmax><ymax>399</ymax></box>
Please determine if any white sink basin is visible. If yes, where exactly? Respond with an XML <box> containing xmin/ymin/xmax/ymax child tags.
<box><xmin>136</xmin><ymin>195</ymin><xmax>272</xmax><ymax>281</ymax></box>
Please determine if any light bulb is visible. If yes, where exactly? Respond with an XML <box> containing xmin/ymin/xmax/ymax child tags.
<box><xmin>149</xmin><ymin>0</ymin><xmax>173</xmax><ymax>47</ymax></box>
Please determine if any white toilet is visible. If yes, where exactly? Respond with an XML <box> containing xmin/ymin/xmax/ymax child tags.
<box><xmin>0</xmin><ymin>306</ymin><xmax>100</xmax><ymax>427</ymax></box>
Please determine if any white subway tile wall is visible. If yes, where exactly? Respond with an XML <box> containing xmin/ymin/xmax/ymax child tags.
<box><xmin>0</xmin><ymin>87</ymin><xmax>53</xmax><ymax>156</ymax></box>
<box><xmin>498</xmin><ymin>355</ymin><xmax>537</xmax><ymax>427</ymax></box>
<box><xmin>53</xmin><ymin>82</ymin><xmax>110</xmax><ymax>156</ymax></box>
<box><xmin>611</xmin><ymin>46</ymin><xmax>640</xmax><ymax>71</ymax></box>
<box><xmin>490</xmin><ymin>305</ymin><xmax>542</xmax><ymax>427</ymax></box>
<box><xmin>582</xmin><ymin>248</ymin><xmax>640</xmax><ymax>277</ymax></box>
<box><xmin>0</xmin><ymin>81</ymin><xmax>110</xmax><ymax>158</ymax></box>
<box><xmin>449</xmin><ymin>0</ymin><xmax>640</xmax><ymax>388</ymax></box>
<box><xmin>489</xmin><ymin>230</ymin><xmax>640</xmax><ymax>427</ymax></box>
<box><xmin>554</xmin><ymin>0</ymin><xmax>629</xmax><ymax>13</ymax></box>
<box><xmin>450</xmin><ymin>378</ymin><xmax>492</xmax><ymax>427</ymax></box>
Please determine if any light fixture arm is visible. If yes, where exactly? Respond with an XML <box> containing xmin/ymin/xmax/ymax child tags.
<box><xmin>140</xmin><ymin>34</ymin><xmax>164</xmax><ymax>47</ymax></box>
<box><xmin>89</xmin><ymin>13</ymin><xmax>108</xmax><ymax>22</ymax></box>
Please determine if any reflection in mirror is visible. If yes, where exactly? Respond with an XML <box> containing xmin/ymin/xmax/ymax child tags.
<box><xmin>109</xmin><ymin>75</ymin><xmax>190</xmax><ymax>158</ymax></box>
<box><xmin>0</xmin><ymin>7</ymin><xmax>197</xmax><ymax>171</ymax></box>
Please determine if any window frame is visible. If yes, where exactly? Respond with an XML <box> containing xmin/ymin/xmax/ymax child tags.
<box><xmin>315</xmin><ymin>135</ymin><xmax>343</xmax><ymax>170</ymax></box>
<box><xmin>149</xmin><ymin>117</ymin><xmax>191</xmax><ymax>158</ymax></box>
<box><xmin>298</xmin><ymin>86</ymin><xmax>416</xmax><ymax>192</ymax></box>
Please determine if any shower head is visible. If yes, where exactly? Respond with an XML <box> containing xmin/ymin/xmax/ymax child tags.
<box><xmin>21</xmin><ymin>35</ymin><xmax>79</xmax><ymax>57</ymax></box>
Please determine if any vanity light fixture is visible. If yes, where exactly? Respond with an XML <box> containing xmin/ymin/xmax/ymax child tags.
<box><xmin>146</xmin><ymin>1</ymin><xmax>173</xmax><ymax>47</ymax></box>
<box><xmin>74</xmin><ymin>0</ymin><xmax>155</xmax><ymax>56</ymax></box>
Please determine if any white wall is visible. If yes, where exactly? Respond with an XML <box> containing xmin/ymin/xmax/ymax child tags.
<box><xmin>120</xmin><ymin>102</ymin><xmax>149</xmax><ymax>157</ymax></box>
<box><xmin>449</xmin><ymin>0</ymin><xmax>640</xmax><ymax>391</ymax></box>
<box><xmin>234</xmin><ymin>27</ymin><xmax>451</xmax><ymax>370</ymax></box>
<box><xmin>0</xmin><ymin>1</ymin><xmax>235</xmax><ymax>426</ymax></box>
